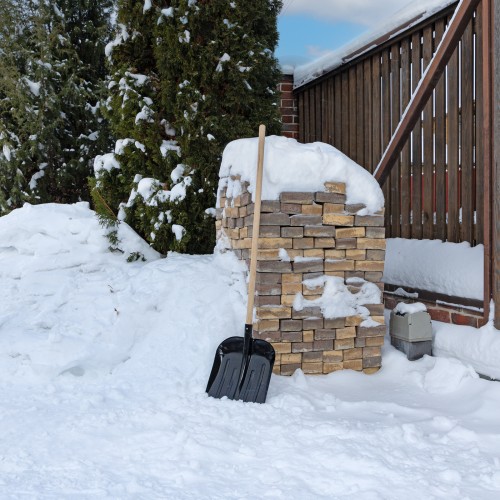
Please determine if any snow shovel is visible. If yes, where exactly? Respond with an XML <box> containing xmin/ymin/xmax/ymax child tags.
<box><xmin>206</xmin><ymin>124</ymin><xmax>275</xmax><ymax>404</ymax></box>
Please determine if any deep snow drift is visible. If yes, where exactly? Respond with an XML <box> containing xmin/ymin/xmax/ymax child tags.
<box><xmin>1</xmin><ymin>203</ymin><xmax>500</xmax><ymax>499</ymax></box>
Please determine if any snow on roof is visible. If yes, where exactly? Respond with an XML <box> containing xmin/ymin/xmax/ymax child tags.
<box><xmin>220</xmin><ymin>135</ymin><xmax>384</xmax><ymax>214</ymax></box>
<box><xmin>294</xmin><ymin>0</ymin><xmax>457</xmax><ymax>89</ymax></box>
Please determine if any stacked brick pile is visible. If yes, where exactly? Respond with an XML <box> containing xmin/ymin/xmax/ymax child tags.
<box><xmin>216</xmin><ymin>176</ymin><xmax>386</xmax><ymax>376</ymax></box>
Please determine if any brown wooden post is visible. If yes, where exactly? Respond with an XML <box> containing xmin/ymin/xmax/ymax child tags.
<box><xmin>493</xmin><ymin>0</ymin><xmax>500</xmax><ymax>328</ymax></box>
<box><xmin>481</xmin><ymin>0</ymin><xmax>492</xmax><ymax>326</ymax></box>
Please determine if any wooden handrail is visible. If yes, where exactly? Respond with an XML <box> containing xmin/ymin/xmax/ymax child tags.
<box><xmin>373</xmin><ymin>0</ymin><xmax>482</xmax><ymax>186</ymax></box>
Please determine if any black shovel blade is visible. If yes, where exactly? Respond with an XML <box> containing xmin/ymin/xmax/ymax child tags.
<box><xmin>206</xmin><ymin>336</ymin><xmax>245</xmax><ymax>400</ymax></box>
<box><xmin>206</xmin><ymin>333</ymin><xmax>275</xmax><ymax>403</ymax></box>
<box><xmin>237</xmin><ymin>339</ymin><xmax>275</xmax><ymax>404</ymax></box>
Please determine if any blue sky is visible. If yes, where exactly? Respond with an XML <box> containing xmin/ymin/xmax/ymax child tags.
<box><xmin>276</xmin><ymin>0</ymin><xmax>403</xmax><ymax>65</ymax></box>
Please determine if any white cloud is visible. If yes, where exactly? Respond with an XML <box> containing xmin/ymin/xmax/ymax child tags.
<box><xmin>281</xmin><ymin>0</ymin><xmax>404</xmax><ymax>26</ymax></box>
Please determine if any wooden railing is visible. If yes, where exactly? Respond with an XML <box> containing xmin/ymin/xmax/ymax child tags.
<box><xmin>295</xmin><ymin>1</ymin><xmax>486</xmax><ymax>246</ymax></box>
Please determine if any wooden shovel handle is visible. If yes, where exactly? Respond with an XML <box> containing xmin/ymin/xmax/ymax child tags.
<box><xmin>246</xmin><ymin>124</ymin><xmax>266</xmax><ymax>325</ymax></box>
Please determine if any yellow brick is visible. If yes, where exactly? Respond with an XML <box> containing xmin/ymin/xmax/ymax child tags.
<box><xmin>325</xmin><ymin>249</ymin><xmax>346</xmax><ymax>259</ymax></box>
<box><xmin>355</xmin><ymin>260</ymin><xmax>385</xmax><ymax>272</ymax></box>
<box><xmin>345</xmin><ymin>249</ymin><xmax>366</xmax><ymax>260</ymax></box>
<box><xmin>323</xmin><ymin>203</ymin><xmax>345</xmax><ymax>214</ymax></box>
<box><xmin>325</xmin><ymin>260</ymin><xmax>355</xmax><ymax>271</ymax></box>
<box><xmin>371</xmin><ymin>316</ymin><xmax>385</xmax><ymax>324</ymax></box>
<box><xmin>233</xmin><ymin>238</ymin><xmax>252</xmax><ymax>249</ymax></box>
<box><xmin>324</xmin><ymin>182</ymin><xmax>346</xmax><ymax>194</ymax></box>
<box><xmin>282</xmin><ymin>273</ymin><xmax>303</xmax><ymax>284</ymax></box>
<box><xmin>272</xmin><ymin>343</ymin><xmax>291</xmax><ymax>354</ymax></box>
<box><xmin>302</xmin><ymin>203</ymin><xmax>323</xmax><ymax>215</ymax></box>
<box><xmin>240</xmin><ymin>226</ymin><xmax>248</xmax><ymax>238</ymax></box>
<box><xmin>257</xmin><ymin>249</ymin><xmax>280</xmax><ymax>261</ymax></box>
<box><xmin>225</xmin><ymin>228</ymin><xmax>240</xmax><ymax>240</ymax></box>
<box><xmin>256</xmin><ymin>306</ymin><xmax>291</xmax><ymax>320</ymax></box>
<box><xmin>224</xmin><ymin>207</ymin><xmax>239</xmax><ymax>218</ymax></box>
<box><xmin>314</xmin><ymin>238</ymin><xmax>336</xmax><ymax>249</ymax></box>
<box><xmin>303</xmin><ymin>362</ymin><xmax>323</xmax><ymax>374</ymax></box>
<box><xmin>287</xmin><ymin>249</ymin><xmax>304</xmax><ymax>260</ymax></box>
<box><xmin>323</xmin><ymin>362</ymin><xmax>344</xmax><ymax>373</ymax></box>
<box><xmin>258</xmin><ymin>237</ymin><xmax>293</xmax><ymax>249</ymax></box>
<box><xmin>282</xmin><ymin>353</ymin><xmax>302</xmax><ymax>364</ymax></box>
<box><xmin>323</xmin><ymin>350</ymin><xmax>343</xmax><ymax>363</ymax></box>
<box><xmin>335</xmin><ymin>338</ymin><xmax>355</xmax><ymax>350</ymax></box>
<box><xmin>304</xmin><ymin>249</ymin><xmax>324</xmax><ymax>259</ymax></box>
<box><xmin>344</xmin><ymin>359</ymin><xmax>363</xmax><ymax>371</ymax></box>
<box><xmin>272</xmin><ymin>365</ymin><xmax>281</xmax><ymax>375</ymax></box>
<box><xmin>365</xmin><ymin>336</ymin><xmax>385</xmax><ymax>347</ymax></box>
<box><xmin>323</xmin><ymin>214</ymin><xmax>354</xmax><ymax>226</ymax></box>
<box><xmin>357</xmin><ymin>238</ymin><xmax>387</xmax><ymax>250</ymax></box>
<box><xmin>336</xmin><ymin>227</ymin><xmax>366</xmax><ymax>238</ymax></box>
<box><xmin>364</xmin><ymin>367</ymin><xmax>381</xmax><ymax>375</ymax></box>
<box><xmin>303</xmin><ymin>283</ymin><xmax>324</xmax><ymax>295</ymax></box>
<box><xmin>302</xmin><ymin>294</ymin><xmax>322</xmax><ymax>302</ymax></box>
<box><xmin>281</xmin><ymin>295</ymin><xmax>297</xmax><ymax>307</ymax></box>
<box><xmin>345</xmin><ymin>316</ymin><xmax>363</xmax><ymax>327</ymax></box>
<box><xmin>282</xmin><ymin>283</ymin><xmax>302</xmax><ymax>295</ymax></box>
<box><xmin>336</xmin><ymin>327</ymin><xmax>356</xmax><ymax>339</ymax></box>
<box><xmin>255</xmin><ymin>319</ymin><xmax>280</xmax><ymax>332</ymax></box>
<box><xmin>303</xmin><ymin>331</ymin><xmax>314</xmax><ymax>342</ymax></box>
<box><xmin>363</xmin><ymin>346</ymin><xmax>382</xmax><ymax>358</ymax></box>
<box><xmin>343</xmin><ymin>348</ymin><xmax>363</xmax><ymax>360</ymax></box>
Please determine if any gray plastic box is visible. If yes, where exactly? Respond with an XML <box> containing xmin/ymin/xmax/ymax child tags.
<box><xmin>390</xmin><ymin>310</ymin><xmax>433</xmax><ymax>342</ymax></box>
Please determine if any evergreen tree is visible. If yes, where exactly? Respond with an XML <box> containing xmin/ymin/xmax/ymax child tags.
<box><xmin>91</xmin><ymin>0</ymin><xmax>172</xmax><ymax>254</ymax></box>
<box><xmin>93</xmin><ymin>0</ymin><xmax>282</xmax><ymax>255</ymax></box>
<box><xmin>0</xmin><ymin>0</ymin><xmax>113</xmax><ymax>215</ymax></box>
<box><xmin>155</xmin><ymin>0</ymin><xmax>283</xmax><ymax>254</ymax></box>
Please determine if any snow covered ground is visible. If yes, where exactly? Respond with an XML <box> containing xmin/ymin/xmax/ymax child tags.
<box><xmin>1</xmin><ymin>203</ymin><xmax>500</xmax><ymax>499</ymax></box>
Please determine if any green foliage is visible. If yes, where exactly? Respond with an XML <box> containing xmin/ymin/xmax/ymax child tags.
<box><xmin>0</xmin><ymin>0</ymin><xmax>112</xmax><ymax>216</ymax></box>
<box><xmin>95</xmin><ymin>0</ymin><xmax>283</xmax><ymax>255</ymax></box>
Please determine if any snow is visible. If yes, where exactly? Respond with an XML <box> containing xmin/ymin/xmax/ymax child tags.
<box><xmin>220</xmin><ymin>136</ymin><xmax>384</xmax><ymax>214</ymax></box>
<box><xmin>24</xmin><ymin>78</ymin><xmax>41</xmax><ymax>97</ymax></box>
<box><xmin>2</xmin><ymin>144</ymin><xmax>12</xmax><ymax>161</ymax></box>
<box><xmin>161</xmin><ymin>7</ymin><xmax>174</xmax><ymax>18</ymax></box>
<box><xmin>383</xmin><ymin>238</ymin><xmax>484</xmax><ymax>301</ymax></box>
<box><xmin>1</xmin><ymin>203</ymin><xmax>500</xmax><ymax>498</ymax></box>
<box><xmin>93</xmin><ymin>153</ymin><xmax>120</xmax><ymax>176</ymax></box>
<box><xmin>394</xmin><ymin>301</ymin><xmax>428</xmax><ymax>315</ymax></box>
<box><xmin>160</xmin><ymin>139</ymin><xmax>180</xmax><ymax>158</ymax></box>
<box><xmin>216</xmin><ymin>53</ymin><xmax>231</xmax><ymax>72</ymax></box>
<box><xmin>170</xmin><ymin>163</ymin><xmax>185</xmax><ymax>183</ymax></box>
<box><xmin>172</xmin><ymin>224</ymin><xmax>185</xmax><ymax>241</ymax></box>
<box><xmin>143</xmin><ymin>0</ymin><xmax>152</xmax><ymax>13</ymax></box>
<box><xmin>294</xmin><ymin>0</ymin><xmax>457</xmax><ymax>88</ymax></box>
<box><xmin>296</xmin><ymin>276</ymin><xmax>382</xmax><ymax>320</ymax></box>
<box><xmin>434</xmin><ymin>316</ymin><xmax>500</xmax><ymax>380</ymax></box>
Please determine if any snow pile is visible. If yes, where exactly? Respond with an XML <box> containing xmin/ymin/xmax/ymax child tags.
<box><xmin>294</xmin><ymin>276</ymin><xmax>381</xmax><ymax>321</ymax></box>
<box><xmin>433</xmin><ymin>318</ymin><xmax>500</xmax><ymax>380</ymax></box>
<box><xmin>294</xmin><ymin>0</ymin><xmax>456</xmax><ymax>88</ymax></box>
<box><xmin>1</xmin><ymin>203</ymin><xmax>500</xmax><ymax>498</ymax></box>
<box><xmin>220</xmin><ymin>135</ymin><xmax>384</xmax><ymax>214</ymax></box>
<box><xmin>383</xmin><ymin>238</ymin><xmax>484</xmax><ymax>300</ymax></box>
<box><xmin>394</xmin><ymin>301</ymin><xmax>427</xmax><ymax>315</ymax></box>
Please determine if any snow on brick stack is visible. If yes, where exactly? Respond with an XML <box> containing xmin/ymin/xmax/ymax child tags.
<box><xmin>217</xmin><ymin>136</ymin><xmax>386</xmax><ymax>376</ymax></box>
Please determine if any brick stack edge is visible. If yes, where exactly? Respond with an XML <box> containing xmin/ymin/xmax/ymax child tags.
<box><xmin>278</xmin><ymin>75</ymin><xmax>299</xmax><ymax>139</ymax></box>
<box><xmin>216</xmin><ymin>178</ymin><xmax>386</xmax><ymax>376</ymax></box>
